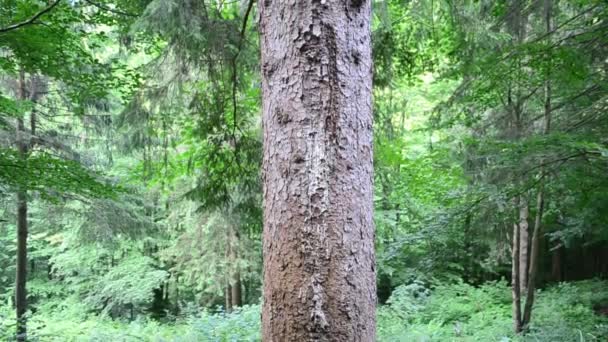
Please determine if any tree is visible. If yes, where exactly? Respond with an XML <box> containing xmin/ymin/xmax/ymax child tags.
<box><xmin>1</xmin><ymin>1</ymin><xmax>138</xmax><ymax>338</ymax></box>
<box><xmin>260</xmin><ymin>0</ymin><xmax>376</xmax><ymax>340</ymax></box>
<box><xmin>14</xmin><ymin>69</ymin><xmax>28</xmax><ymax>342</ymax></box>
<box><xmin>432</xmin><ymin>0</ymin><xmax>608</xmax><ymax>334</ymax></box>
<box><xmin>522</xmin><ymin>0</ymin><xmax>553</xmax><ymax>329</ymax></box>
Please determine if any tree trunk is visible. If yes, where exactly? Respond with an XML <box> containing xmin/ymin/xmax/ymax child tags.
<box><xmin>506</xmin><ymin>0</ymin><xmax>528</xmax><ymax>333</ymax></box>
<box><xmin>16</xmin><ymin>191</ymin><xmax>27</xmax><ymax>341</ymax></box>
<box><xmin>519</xmin><ymin>199</ymin><xmax>529</xmax><ymax>293</ymax></box>
<box><xmin>225</xmin><ymin>281</ymin><xmax>232</xmax><ymax>313</ymax></box>
<box><xmin>522</xmin><ymin>0</ymin><xmax>553</xmax><ymax>329</ymax></box>
<box><xmin>522</xmin><ymin>187</ymin><xmax>545</xmax><ymax>327</ymax></box>
<box><xmin>512</xmin><ymin>218</ymin><xmax>523</xmax><ymax>333</ymax></box>
<box><xmin>15</xmin><ymin>69</ymin><xmax>28</xmax><ymax>342</ymax></box>
<box><xmin>225</xmin><ymin>231</ymin><xmax>233</xmax><ymax>313</ymax></box>
<box><xmin>260</xmin><ymin>0</ymin><xmax>376</xmax><ymax>340</ymax></box>
<box><xmin>551</xmin><ymin>246</ymin><xmax>562</xmax><ymax>282</ymax></box>
<box><xmin>230</xmin><ymin>232</ymin><xmax>242</xmax><ymax>308</ymax></box>
<box><xmin>174</xmin><ymin>274</ymin><xmax>180</xmax><ymax>315</ymax></box>
<box><xmin>231</xmin><ymin>268</ymin><xmax>242</xmax><ymax>308</ymax></box>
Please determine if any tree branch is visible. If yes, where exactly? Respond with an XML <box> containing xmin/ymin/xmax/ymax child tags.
<box><xmin>83</xmin><ymin>0</ymin><xmax>138</xmax><ymax>18</ymax></box>
<box><xmin>0</xmin><ymin>0</ymin><xmax>62</xmax><ymax>34</ymax></box>
<box><xmin>229</xmin><ymin>0</ymin><xmax>255</xmax><ymax>167</ymax></box>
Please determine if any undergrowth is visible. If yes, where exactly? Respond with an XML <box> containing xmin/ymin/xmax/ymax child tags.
<box><xmin>378</xmin><ymin>279</ymin><xmax>608</xmax><ymax>341</ymax></box>
<box><xmin>1</xmin><ymin>280</ymin><xmax>606</xmax><ymax>341</ymax></box>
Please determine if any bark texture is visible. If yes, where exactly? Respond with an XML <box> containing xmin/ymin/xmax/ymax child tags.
<box><xmin>260</xmin><ymin>0</ymin><xmax>376</xmax><ymax>340</ymax></box>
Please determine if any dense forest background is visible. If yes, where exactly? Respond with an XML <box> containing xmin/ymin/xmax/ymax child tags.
<box><xmin>1</xmin><ymin>0</ymin><xmax>607</xmax><ymax>341</ymax></box>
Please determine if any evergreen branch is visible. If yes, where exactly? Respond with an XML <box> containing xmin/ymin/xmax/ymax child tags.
<box><xmin>83</xmin><ymin>0</ymin><xmax>138</xmax><ymax>18</ymax></box>
<box><xmin>0</xmin><ymin>0</ymin><xmax>62</xmax><ymax>34</ymax></box>
<box><xmin>454</xmin><ymin>153</ymin><xmax>583</xmax><ymax>219</ymax></box>
<box><xmin>435</xmin><ymin>4</ymin><xmax>603</xmax><ymax>119</ymax></box>
<box><xmin>230</xmin><ymin>0</ymin><xmax>255</xmax><ymax>167</ymax></box>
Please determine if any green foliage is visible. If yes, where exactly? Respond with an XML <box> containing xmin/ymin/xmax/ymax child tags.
<box><xmin>0</xmin><ymin>300</ymin><xmax>262</xmax><ymax>341</ymax></box>
<box><xmin>3</xmin><ymin>280</ymin><xmax>605</xmax><ymax>341</ymax></box>
<box><xmin>84</xmin><ymin>255</ymin><xmax>168</xmax><ymax>313</ymax></box>
<box><xmin>0</xmin><ymin>148</ymin><xmax>116</xmax><ymax>198</ymax></box>
<box><xmin>1</xmin><ymin>0</ymin><xmax>607</xmax><ymax>340</ymax></box>
<box><xmin>378</xmin><ymin>280</ymin><xmax>608</xmax><ymax>341</ymax></box>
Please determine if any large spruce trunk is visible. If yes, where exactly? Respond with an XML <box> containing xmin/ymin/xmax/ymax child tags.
<box><xmin>260</xmin><ymin>0</ymin><xmax>376</xmax><ymax>340</ymax></box>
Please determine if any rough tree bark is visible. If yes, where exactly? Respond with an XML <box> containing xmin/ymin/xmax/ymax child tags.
<box><xmin>260</xmin><ymin>0</ymin><xmax>376</xmax><ymax>340</ymax></box>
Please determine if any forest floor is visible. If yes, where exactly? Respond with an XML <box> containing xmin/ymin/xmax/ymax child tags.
<box><xmin>3</xmin><ymin>279</ymin><xmax>606</xmax><ymax>341</ymax></box>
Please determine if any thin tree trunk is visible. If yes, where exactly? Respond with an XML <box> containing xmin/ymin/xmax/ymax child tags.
<box><xmin>231</xmin><ymin>268</ymin><xmax>242</xmax><ymax>308</ymax></box>
<box><xmin>225</xmin><ymin>281</ymin><xmax>232</xmax><ymax>313</ymax></box>
<box><xmin>522</xmin><ymin>0</ymin><xmax>553</xmax><ymax>329</ymax></box>
<box><xmin>522</xmin><ymin>187</ymin><xmax>545</xmax><ymax>327</ymax></box>
<box><xmin>512</xmin><ymin>212</ymin><xmax>523</xmax><ymax>333</ymax></box>
<box><xmin>225</xmin><ymin>230</ymin><xmax>233</xmax><ymax>313</ymax></box>
<box><xmin>15</xmin><ymin>68</ymin><xmax>28</xmax><ymax>342</ymax></box>
<box><xmin>551</xmin><ymin>246</ymin><xmax>562</xmax><ymax>282</ymax></box>
<box><xmin>260</xmin><ymin>0</ymin><xmax>376</xmax><ymax>340</ymax></box>
<box><xmin>506</xmin><ymin>1</ymin><xmax>528</xmax><ymax>333</ymax></box>
<box><xmin>519</xmin><ymin>199</ymin><xmax>529</xmax><ymax>293</ymax></box>
<box><xmin>230</xmin><ymin>231</ymin><xmax>242</xmax><ymax>308</ymax></box>
<box><xmin>463</xmin><ymin>213</ymin><xmax>473</xmax><ymax>283</ymax></box>
<box><xmin>174</xmin><ymin>274</ymin><xmax>180</xmax><ymax>315</ymax></box>
<box><xmin>16</xmin><ymin>192</ymin><xmax>27</xmax><ymax>341</ymax></box>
